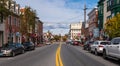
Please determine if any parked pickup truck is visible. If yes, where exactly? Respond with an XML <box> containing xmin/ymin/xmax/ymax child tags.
<box><xmin>103</xmin><ymin>37</ymin><xmax>120</xmax><ymax>60</ymax></box>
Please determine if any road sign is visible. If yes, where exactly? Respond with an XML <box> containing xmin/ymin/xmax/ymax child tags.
<box><xmin>93</xmin><ymin>28</ymin><xmax>99</xmax><ymax>38</ymax></box>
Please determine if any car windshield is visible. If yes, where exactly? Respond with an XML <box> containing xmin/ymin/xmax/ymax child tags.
<box><xmin>89</xmin><ymin>42</ymin><xmax>94</xmax><ymax>44</ymax></box>
<box><xmin>100</xmin><ymin>42</ymin><xmax>110</xmax><ymax>45</ymax></box>
<box><xmin>2</xmin><ymin>44</ymin><xmax>15</xmax><ymax>48</ymax></box>
<box><xmin>23</xmin><ymin>42</ymin><xmax>32</xmax><ymax>46</ymax></box>
<box><xmin>113</xmin><ymin>38</ymin><xmax>120</xmax><ymax>44</ymax></box>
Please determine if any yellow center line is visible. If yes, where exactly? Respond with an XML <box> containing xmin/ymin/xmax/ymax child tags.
<box><xmin>56</xmin><ymin>50</ymin><xmax>59</xmax><ymax>66</ymax></box>
<box><xmin>56</xmin><ymin>44</ymin><xmax>63</xmax><ymax>66</ymax></box>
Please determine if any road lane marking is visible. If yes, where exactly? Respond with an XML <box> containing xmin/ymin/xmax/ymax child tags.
<box><xmin>56</xmin><ymin>44</ymin><xmax>63</xmax><ymax>66</ymax></box>
<box><xmin>7</xmin><ymin>58</ymin><xmax>13</xmax><ymax>60</ymax></box>
<box><xmin>58</xmin><ymin>45</ymin><xmax>63</xmax><ymax>66</ymax></box>
<box><xmin>56</xmin><ymin>49</ymin><xmax>59</xmax><ymax>66</ymax></box>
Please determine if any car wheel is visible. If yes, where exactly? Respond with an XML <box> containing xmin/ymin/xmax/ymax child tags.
<box><xmin>118</xmin><ymin>59</ymin><xmax>120</xmax><ymax>63</ymax></box>
<box><xmin>21</xmin><ymin>50</ymin><xmax>25</xmax><ymax>54</ymax></box>
<box><xmin>90</xmin><ymin>48</ymin><xmax>92</xmax><ymax>53</ymax></box>
<box><xmin>32</xmin><ymin>47</ymin><xmax>35</xmax><ymax>50</ymax></box>
<box><xmin>95</xmin><ymin>49</ymin><xmax>98</xmax><ymax>55</ymax></box>
<box><xmin>11</xmin><ymin>52</ymin><xmax>15</xmax><ymax>57</ymax></box>
<box><xmin>88</xmin><ymin>47</ymin><xmax>91</xmax><ymax>51</ymax></box>
<box><xmin>103</xmin><ymin>50</ymin><xmax>107</xmax><ymax>59</ymax></box>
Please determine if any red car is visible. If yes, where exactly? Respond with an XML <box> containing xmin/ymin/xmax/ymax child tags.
<box><xmin>73</xmin><ymin>41</ymin><xmax>80</xmax><ymax>46</ymax></box>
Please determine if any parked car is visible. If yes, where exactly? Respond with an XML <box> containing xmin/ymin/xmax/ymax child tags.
<box><xmin>73</xmin><ymin>40</ymin><xmax>80</xmax><ymax>46</ymax></box>
<box><xmin>103</xmin><ymin>37</ymin><xmax>120</xmax><ymax>60</ymax></box>
<box><xmin>22</xmin><ymin>42</ymin><xmax>35</xmax><ymax>51</ymax></box>
<box><xmin>46</xmin><ymin>41</ymin><xmax>51</xmax><ymax>45</ymax></box>
<box><xmin>90</xmin><ymin>41</ymin><xmax>110</xmax><ymax>55</ymax></box>
<box><xmin>66</xmin><ymin>40</ymin><xmax>73</xmax><ymax>45</ymax></box>
<box><xmin>0</xmin><ymin>43</ymin><xmax>25</xmax><ymax>57</ymax></box>
<box><xmin>83</xmin><ymin>41</ymin><xmax>94</xmax><ymax>51</ymax></box>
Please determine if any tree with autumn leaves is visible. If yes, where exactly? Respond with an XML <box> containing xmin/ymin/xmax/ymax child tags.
<box><xmin>20</xmin><ymin>6</ymin><xmax>37</xmax><ymax>40</ymax></box>
<box><xmin>105</xmin><ymin>14</ymin><xmax>120</xmax><ymax>39</ymax></box>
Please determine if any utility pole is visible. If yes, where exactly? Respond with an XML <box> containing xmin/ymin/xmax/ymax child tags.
<box><xmin>82</xmin><ymin>3</ymin><xmax>88</xmax><ymax>42</ymax></box>
<box><xmin>84</xmin><ymin>4</ymin><xmax>87</xmax><ymax>24</ymax></box>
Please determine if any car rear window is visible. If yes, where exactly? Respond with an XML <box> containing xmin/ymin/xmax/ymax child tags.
<box><xmin>100</xmin><ymin>42</ymin><xmax>110</xmax><ymax>45</ymax></box>
<box><xmin>113</xmin><ymin>38</ymin><xmax>120</xmax><ymax>44</ymax></box>
<box><xmin>89</xmin><ymin>42</ymin><xmax>93</xmax><ymax>44</ymax></box>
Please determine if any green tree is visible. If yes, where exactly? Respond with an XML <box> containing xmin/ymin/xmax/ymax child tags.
<box><xmin>53</xmin><ymin>35</ymin><xmax>61</xmax><ymax>41</ymax></box>
<box><xmin>62</xmin><ymin>34</ymin><xmax>69</xmax><ymax>41</ymax></box>
<box><xmin>62</xmin><ymin>36</ymin><xmax>67</xmax><ymax>42</ymax></box>
<box><xmin>20</xmin><ymin>6</ymin><xmax>37</xmax><ymax>38</ymax></box>
<box><xmin>0</xmin><ymin>0</ymin><xmax>10</xmax><ymax>23</ymax></box>
<box><xmin>105</xmin><ymin>14</ymin><xmax>120</xmax><ymax>38</ymax></box>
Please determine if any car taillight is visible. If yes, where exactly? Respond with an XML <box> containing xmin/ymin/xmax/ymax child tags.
<box><xmin>98</xmin><ymin>45</ymin><xmax>103</xmax><ymax>47</ymax></box>
<box><xmin>75</xmin><ymin>42</ymin><xmax>77</xmax><ymax>44</ymax></box>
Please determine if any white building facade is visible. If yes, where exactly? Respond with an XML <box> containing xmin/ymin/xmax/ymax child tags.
<box><xmin>70</xmin><ymin>22</ymin><xmax>82</xmax><ymax>40</ymax></box>
<box><xmin>103</xmin><ymin>0</ymin><xmax>111</xmax><ymax>28</ymax></box>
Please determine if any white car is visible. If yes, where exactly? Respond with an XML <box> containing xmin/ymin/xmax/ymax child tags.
<box><xmin>90</xmin><ymin>41</ymin><xmax>110</xmax><ymax>55</ymax></box>
<box><xmin>103</xmin><ymin>37</ymin><xmax>120</xmax><ymax>60</ymax></box>
<box><xmin>46</xmin><ymin>42</ymin><xmax>51</xmax><ymax>45</ymax></box>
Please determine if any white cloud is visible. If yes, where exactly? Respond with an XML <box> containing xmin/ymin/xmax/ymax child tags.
<box><xmin>15</xmin><ymin>0</ymin><xmax>84</xmax><ymax>22</ymax></box>
<box><xmin>44</xmin><ymin>28</ymin><xmax>69</xmax><ymax>36</ymax></box>
<box><xmin>15</xmin><ymin>0</ymin><xmax>98</xmax><ymax>35</ymax></box>
<box><xmin>43</xmin><ymin>23</ymin><xmax>69</xmax><ymax>30</ymax></box>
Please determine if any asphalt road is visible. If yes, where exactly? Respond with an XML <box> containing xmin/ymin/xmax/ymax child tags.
<box><xmin>0</xmin><ymin>44</ymin><xmax>58</xmax><ymax>66</ymax></box>
<box><xmin>0</xmin><ymin>43</ymin><xmax>119</xmax><ymax>66</ymax></box>
<box><xmin>61</xmin><ymin>44</ymin><xmax>120</xmax><ymax>66</ymax></box>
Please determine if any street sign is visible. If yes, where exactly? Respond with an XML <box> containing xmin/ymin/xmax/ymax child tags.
<box><xmin>93</xmin><ymin>28</ymin><xmax>99</xmax><ymax>38</ymax></box>
<box><xmin>16</xmin><ymin>32</ymin><xmax>20</xmax><ymax>37</ymax></box>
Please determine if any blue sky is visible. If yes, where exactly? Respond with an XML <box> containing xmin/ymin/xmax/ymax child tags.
<box><xmin>15</xmin><ymin>0</ymin><xmax>98</xmax><ymax>35</ymax></box>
